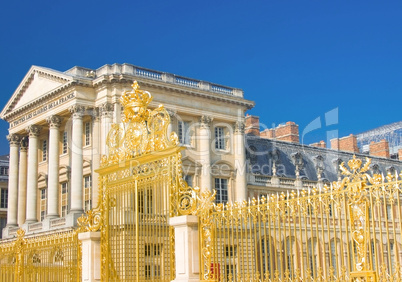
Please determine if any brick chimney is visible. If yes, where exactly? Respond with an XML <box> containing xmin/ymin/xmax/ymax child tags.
<box><xmin>310</xmin><ymin>140</ymin><xmax>326</xmax><ymax>148</ymax></box>
<box><xmin>275</xmin><ymin>122</ymin><xmax>299</xmax><ymax>143</ymax></box>
<box><xmin>330</xmin><ymin>134</ymin><xmax>359</xmax><ymax>153</ymax></box>
<box><xmin>260</xmin><ymin>128</ymin><xmax>275</xmax><ymax>139</ymax></box>
<box><xmin>369</xmin><ymin>139</ymin><xmax>390</xmax><ymax>158</ymax></box>
<box><xmin>245</xmin><ymin>114</ymin><xmax>260</xmax><ymax>136</ymax></box>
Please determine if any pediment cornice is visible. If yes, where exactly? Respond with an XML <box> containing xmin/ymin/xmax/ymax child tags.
<box><xmin>1</xmin><ymin>66</ymin><xmax>78</xmax><ymax>120</ymax></box>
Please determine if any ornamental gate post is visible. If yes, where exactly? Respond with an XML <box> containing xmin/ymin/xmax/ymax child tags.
<box><xmin>340</xmin><ymin>156</ymin><xmax>377</xmax><ymax>282</ymax></box>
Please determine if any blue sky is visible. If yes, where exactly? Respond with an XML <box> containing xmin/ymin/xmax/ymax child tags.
<box><xmin>0</xmin><ymin>0</ymin><xmax>401</xmax><ymax>155</ymax></box>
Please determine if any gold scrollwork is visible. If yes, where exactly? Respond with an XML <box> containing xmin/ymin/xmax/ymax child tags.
<box><xmin>100</xmin><ymin>81</ymin><xmax>176</xmax><ymax>167</ymax></box>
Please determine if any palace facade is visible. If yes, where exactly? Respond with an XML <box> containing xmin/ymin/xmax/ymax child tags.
<box><xmin>0</xmin><ymin>64</ymin><xmax>254</xmax><ymax>238</ymax></box>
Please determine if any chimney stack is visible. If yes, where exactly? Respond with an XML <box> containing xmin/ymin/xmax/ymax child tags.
<box><xmin>330</xmin><ymin>134</ymin><xmax>359</xmax><ymax>153</ymax></box>
<box><xmin>245</xmin><ymin>114</ymin><xmax>260</xmax><ymax>136</ymax></box>
<box><xmin>310</xmin><ymin>140</ymin><xmax>326</xmax><ymax>148</ymax></box>
<box><xmin>369</xmin><ymin>139</ymin><xmax>390</xmax><ymax>158</ymax></box>
<box><xmin>275</xmin><ymin>122</ymin><xmax>299</xmax><ymax>143</ymax></box>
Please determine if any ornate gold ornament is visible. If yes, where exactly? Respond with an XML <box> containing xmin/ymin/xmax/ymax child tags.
<box><xmin>100</xmin><ymin>81</ymin><xmax>178</xmax><ymax>167</ymax></box>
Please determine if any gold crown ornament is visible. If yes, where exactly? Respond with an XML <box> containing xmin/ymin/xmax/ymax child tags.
<box><xmin>120</xmin><ymin>81</ymin><xmax>153</xmax><ymax>122</ymax></box>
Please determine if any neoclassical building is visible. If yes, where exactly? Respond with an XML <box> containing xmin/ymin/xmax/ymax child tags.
<box><xmin>1</xmin><ymin>64</ymin><xmax>254</xmax><ymax>238</ymax></box>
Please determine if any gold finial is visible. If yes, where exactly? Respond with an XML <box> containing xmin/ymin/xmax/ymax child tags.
<box><xmin>120</xmin><ymin>81</ymin><xmax>153</xmax><ymax>122</ymax></box>
<box><xmin>348</xmin><ymin>155</ymin><xmax>362</xmax><ymax>171</ymax></box>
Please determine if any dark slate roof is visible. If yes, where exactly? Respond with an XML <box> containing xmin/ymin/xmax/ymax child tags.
<box><xmin>245</xmin><ymin>136</ymin><xmax>402</xmax><ymax>182</ymax></box>
<box><xmin>0</xmin><ymin>155</ymin><xmax>9</xmax><ymax>162</ymax></box>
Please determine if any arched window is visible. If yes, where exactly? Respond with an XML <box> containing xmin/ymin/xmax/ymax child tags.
<box><xmin>54</xmin><ymin>249</ymin><xmax>64</xmax><ymax>264</ymax></box>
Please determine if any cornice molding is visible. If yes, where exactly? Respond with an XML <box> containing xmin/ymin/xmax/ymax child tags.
<box><xmin>92</xmin><ymin>75</ymin><xmax>255</xmax><ymax>110</ymax></box>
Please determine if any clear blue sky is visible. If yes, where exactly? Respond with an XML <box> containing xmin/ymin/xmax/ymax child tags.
<box><xmin>0</xmin><ymin>0</ymin><xmax>401</xmax><ymax>155</ymax></box>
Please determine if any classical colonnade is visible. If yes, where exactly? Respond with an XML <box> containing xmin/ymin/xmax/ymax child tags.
<box><xmin>5</xmin><ymin>103</ymin><xmax>114</xmax><ymax>227</ymax></box>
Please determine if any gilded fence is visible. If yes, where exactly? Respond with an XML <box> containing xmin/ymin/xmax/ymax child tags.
<box><xmin>0</xmin><ymin>229</ymin><xmax>81</xmax><ymax>282</ymax></box>
<box><xmin>190</xmin><ymin>156</ymin><xmax>402</xmax><ymax>282</ymax></box>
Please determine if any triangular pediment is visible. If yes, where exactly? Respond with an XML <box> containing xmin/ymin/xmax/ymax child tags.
<box><xmin>1</xmin><ymin>66</ymin><xmax>74</xmax><ymax>119</ymax></box>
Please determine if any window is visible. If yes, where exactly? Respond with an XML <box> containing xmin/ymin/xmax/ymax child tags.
<box><xmin>54</xmin><ymin>250</ymin><xmax>64</xmax><ymax>264</ymax></box>
<box><xmin>0</xmin><ymin>167</ymin><xmax>8</xmax><ymax>175</ymax></box>
<box><xmin>260</xmin><ymin>240</ymin><xmax>271</xmax><ymax>275</ymax></box>
<box><xmin>225</xmin><ymin>245</ymin><xmax>237</xmax><ymax>257</ymax></box>
<box><xmin>145</xmin><ymin>244</ymin><xmax>162</xmax><ymax>257</ymax></box>
<box><xmin>84</xmin><ymin>176</ymin><xmax>92</xmax><ymax>211</ymax></box>
<box><xmin>387</xmin><ymin>205</ymin><xmax>392</xmax><ymax>220</ymax></box>
<box><xmin>42</xmin><ymin>140</ymin><xmax>47</xmax><ymax>161</ymax></box>
<box><xmin>41</xmin><ymin>188</ymin><xmax>47</xmax><ymax>200</ymax></box>
<box><xmin>0</xmin><ymin>188</ymin><xmax>8</xmax><ymax>208</ymax></box>
<box><xmin>330</xmin><ymin>241</ymin><xmax>337</xmax><ymax>274</ymax></box>
<box><xmin>84</xmin><ymin>122</ymin><xmax>91</xmax><ymax>146</ymax></box>
<box><xmin>144</xmin><ymin>244</ymin><xmax>162</xmax><ymax>279</ymax></box>
<box><xmin>308</xmin><ymin>240</ymin><xmax>317</xmax><ymax>277</ymax></box>
<box><xmin>184</xmin><ymin>175</ymin><xmax>193</xmax><ymax>187</ymax></box>
<box><xmin>62</xmin><ymin>131</ymin><xmax>68</xmax><ymax>154</ymax></box>
<box><xmin>40</xmin><ymin>189</ymin><xmax>47</xmax><ymax>221</ymax></box>
<box><xmin>178</xmin><ymin>121</ymin><xmax>191</xmax><ymax>145</ymax></box>
<box><xmin>215</xmin><ymin>178</ymin><xmax>228</xmax><ymax>204</ymax></box>
<box><xmin>389</xmin><ymin>242</ymin><xmax>395</xmax><ymax>273</ymax></box>
<box><xmin>215</xmin><ymin>127</ymin><xmax>226</xmax><ymax>150</ymax></box>
<box><xmin>371</xmin><ymin>241</ymin><xmax>376</xmax><ymax>270</ymax></box>
<box><xmin>61</xmin><ymin>183</ymin><xmax>68</xmax><ymax>217</ymax></box>
<box><xmin>139</xmin><ymin>189</ymin><xmax>153</xmax><ymax>214</ymax></box>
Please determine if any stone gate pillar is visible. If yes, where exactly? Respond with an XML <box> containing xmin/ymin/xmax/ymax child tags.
<box><xmin>79</xmin><ymin>232</ymin><xmax>101</xmax><ymax>282</ymax></box>
<box><xmin>169</xmin><ymin>215</ymin><xmax>200</xmax><ymax>282</ymax></box>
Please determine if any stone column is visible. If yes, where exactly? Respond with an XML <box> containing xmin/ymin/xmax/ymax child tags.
<box><xmin>70</xmin><ymin>105</ymin><xmax>85</xmax><ymax>214</ymax></box>
<box><xmin>199</xmin><ymin>115</ymin><xmax>213</xmax><ymax>192</ymax></box>
<box><xmin>113</xmin><ymin>102</ymin><xmax>121</xmax><ymax>124</ymax></box>
<box><xmin>167</xmin><ymin>110</ymin><xmax>176</xmax><ymax>140</ymax></box>
<box><xmin>25</xmin><ymin>125</ymin><xmax>41</xmax><ymax>223</ymax></box>
<box><xmin>91</xmin><ymin>108</ymin><xmax>101</xmax><ymax>207</ymax></box>
<box><xmin>169</xmin><ymin>215</ymin><xmax>200</xmax><ymax>282</ymax></box>
<box><xmin>6</xmin><ymin>134</ymin><xmax>20</xmax><ymax>226</ymax></box>
<box><xmin>18</xmin><ymin>137</ymin><xmax>28</xmax><ymax>226</ymax></box>
<box><xmin>100</xmin><ymin>102</ymin><xmax>113</xmax><ymax>155</ymax></box>
<box><xmin>79</xmin><ymin>232</ymin><xmax>101</xmax><ymax>282</ymax></box>
<box><xmin>234</xmin><ymin>121</ymin><xmax>247</xmax><ymax>201</ymax></box>
<box><xmin>46</xmin><ymin>115</ymin><xmax>62</xmax><ymax>218</ymax></box>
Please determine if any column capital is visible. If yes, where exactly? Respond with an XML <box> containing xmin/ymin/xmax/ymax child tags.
<box><xmin>20</xmin><ymin>136</ymin><xmax>28</xmax><ymax>152</ymax></box>
<box><xmin>87</xmin><ymin>107</ymin><xmax>100</xmax><ymax>121</ymax></box>
<box><xmin>200</xmin><ymin>115</ymin><xmax>213</xmax><ymax>128</ymax></box>
<box><xmin>7</xmin><ymin>134</ymin><xmax>20</xmax><ymax>146</ymax></box>
<box><xmin>100</xmin><ymin>102</ymin><xmax>113</xmax><ymax>118</ymax></box>
<box><xmin>234</xmin><ymin>121</ymin><xmax>245</xmax><ymax>134</ymax></box>
<box><xmin>69</xmin><ymin>105</ymin><xmax>86</xmax><ymax>118</ymax></box>
<box><xmin>46</xmin><ymin>115</ymin><xmax>63</xmax><ymax>128</ymax></box>
<box><xmin>166</xmin><ymin>109</ymin><xmax>177</xmax><ymax>118</ymax></box>
<box><xmin>25</xmin><ymin>125</ymin><xmax>42</xmax><ymax>137</ymax></box>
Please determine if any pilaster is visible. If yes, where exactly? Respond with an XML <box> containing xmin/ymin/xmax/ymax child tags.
<box><xmin>100</xmin><ymin>102</ymin><xmax>113</xmax><ymax>155</ymax></box>
<box><xmin>25</xmin><ymin>124</ymin><xmax>41</xmax><ymax>223</ymax></box>
<box><xmin>46</xmin><ymin>115</ymin><xmax>62</xmax><ymax>218</ymax></box>
<box><xmin>199</xmin><ymin>115</ymin><xmax>213</xmax><ymax>192</ymax></box>
<box><xmin>69</xmin><ymin>105</ymin><xmax>85</xmax><ymax>214</ymax></box>
<box><xmin>6</xmin><ymin>134</ymin><xmax>20</xmax><ymax>226</ymax></box>
<box><xmin>17</xmin><ymin>137</ymin><xmax>28</xmax><ymax>226</ymax></box>
<box><xmin>234</xmin><ymin>121</ymin><xmax>247</xmax><ymax>201</ymax></box>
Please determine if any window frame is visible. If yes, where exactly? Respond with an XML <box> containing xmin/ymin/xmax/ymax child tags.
<box><xmin>42</xmin><ymin>139</ymin><xmax>48</xmax><ymax>162</ymax></box>
<box><xmin>215</xmin><ymin>178</ymin><xmax>228</xmax><ymax>204</ymax></box>
<box><xmin>84</xmin><ymin>122</ymin><xmax>91</xmax><ymax>147</ymax></box>
<box><xmin>62</xmin><ymin>131</ymin><xmax>68</xmax><ymax>154</ymax></box>
<box><xmin>0</xmin><ymin>188</ymin><xmax>8</xmax><ymax>208</ymax></box>
<box><xmin>178</xmin><ymin>120</ymin><xmax>191</xmax><ymax>146</ymax></box>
